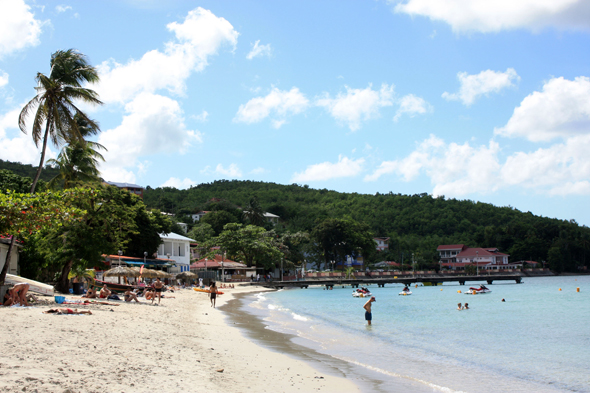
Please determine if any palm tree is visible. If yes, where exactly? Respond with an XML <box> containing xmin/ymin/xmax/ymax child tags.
<box><xmin>243</xmin><ymin>196</ymin><xmax>266</xmax><ymax>227</ymax></box>
<box><xmin>46</xmin><ymin>115</ymin><xmax>106</xmax><ymax>189</ymax></box>
<box><xmin>18</xmin><ymin>49</ymin><xmax>102</xmax><ymax>194</ymax></box>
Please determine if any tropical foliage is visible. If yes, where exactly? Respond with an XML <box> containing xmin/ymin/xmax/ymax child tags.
<box><xmin>142</xmin><ymin>180</ymin><xmax>590</xmax><ymax>272</ymax></box>
<box><xmin>18</xmin><ymin>49</ymin><xmax>102</xmax><ymax>193</ymax></box>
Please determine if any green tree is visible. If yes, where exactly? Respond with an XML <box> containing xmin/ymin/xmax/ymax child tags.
<box><xmin>214</xmin><ymin>223</ymin><xmax>283</xmax><ymax>268</ymax></box>
<box><xmin>35</xmin><ymin>186</ymin><xmax>140</xmax><ymax>293</ymax></box>
<box><xmin>243</xmin><ymin>196</ymin><xmax>266</xmax><ymax>227</ymax></box>
<box><xmin>19</xmin><ymin>49</ymin><xmax>102</xmax><ymax>193</ymax></box>
<box><xmin>46</xmin><ymin>115</ymin><xmax>106</xmax><ymax>189</ymax></box>
<box><xmin>123</xmin><ymin>207</ymin><xmax>172</xmax><ymax>259</ymax></box>
<box><xmin>0</xmin><ymin>189</ymin><xmax>89</xmax><ymax>284</ymax></box>
<box><xmin>311</xmin><ymin>218</ymin><xmax>376</xmax><ymax>270</ymax></box>
<box><xmin>0</xmin><ymin>169</ymin><xmax>46</xmax><ymax>193</ymax></box>
<box><xmin>201</xmin><ymin>210</ymin><xmax>240</xmax><ymax>235</ymax></box>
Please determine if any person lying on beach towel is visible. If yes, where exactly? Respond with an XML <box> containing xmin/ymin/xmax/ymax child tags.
<box><xmin>44</xmin><ymin>308</ymin><xmax>92</xmax><ymax>315</ymax></box>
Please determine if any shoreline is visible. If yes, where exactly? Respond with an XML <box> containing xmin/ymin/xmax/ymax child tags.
<box><xmin>0</xmin><ymin>285</ymin><xmax>359</xmax><ymax>393</ymax></box>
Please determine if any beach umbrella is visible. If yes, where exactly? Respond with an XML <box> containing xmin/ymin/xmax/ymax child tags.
<box><xmin>138</xmin><ymin>268</ymin><xmax>160</xmax><ymax>279</ymax></box>
<box><xmin>176</xmin><ymin>271</ymin><xmax>197</xmax><ymax>280</ymax></box>
<box><xmin>103</xmin><ymin>266</ymin><xmax>140</xmax><ymax>278</ymax></box>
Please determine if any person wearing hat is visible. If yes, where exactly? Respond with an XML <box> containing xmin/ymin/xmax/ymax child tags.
<box><xmin>363</xmin><ymin>296</ymin><xmax>376</xmax><ymax>325</ymax></box>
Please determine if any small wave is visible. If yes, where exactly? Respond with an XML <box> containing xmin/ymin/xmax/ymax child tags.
<box><xmin>291</xmin><ymin>313</ymin><xmax>308</xmax><ymax>321</ymax></box>
<box><xmin>333</xmin><ymin>356</ymin><xmax>466</xmax><ymax>393</ymax></box>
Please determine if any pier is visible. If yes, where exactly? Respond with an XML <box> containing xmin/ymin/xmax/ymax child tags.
<box><xmin>257</xmin><ymin>273</ymin><xmax>524</xmax><ymax>290</ymax></box>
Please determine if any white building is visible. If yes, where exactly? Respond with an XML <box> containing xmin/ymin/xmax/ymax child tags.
<box><xmin>158</xmin><ymin>232</ymin><xmax>195</xmax><ymax>273</ymax></box>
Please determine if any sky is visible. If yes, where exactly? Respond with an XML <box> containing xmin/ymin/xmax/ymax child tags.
<box><xmin>1</xmin><ymin>0</ymin><xmax>590</xmax><ymax>225</ymax></box>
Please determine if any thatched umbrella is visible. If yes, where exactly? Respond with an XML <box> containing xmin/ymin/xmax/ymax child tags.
<box><xmin>103</xmin><ymin>266</ymin><xmax>141</xmax><ymax>284</ymax></box>
<box><xmin>176</xmin><ymin>271</ymin><xmax>197</xmax><ymax>280</ymax></box>
<box><xmin>137</xmin><ymin>268</ymin><xmax>160</xmax><ymax>279</ymax></box>
<box><xmin>103</xmin><ymin>266</ymin><xmax>140</xmax><ymax>278</ymax></box>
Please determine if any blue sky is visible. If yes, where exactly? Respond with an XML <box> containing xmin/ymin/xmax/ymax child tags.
<box><xmin>1</xmin><ymin>1</ymin><xmax>590</xmax><ymax>225</ymax></box>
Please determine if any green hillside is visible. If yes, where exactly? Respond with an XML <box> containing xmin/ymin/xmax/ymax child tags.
<box><xmin>143</xmin><ymin>180</ymin><xmax>590</xmax><ymax>273</ymax></box>
<box><xmin>0</xmin><ymin>159</ymin><xmax>60</xmax><ymax>183</ymax></box>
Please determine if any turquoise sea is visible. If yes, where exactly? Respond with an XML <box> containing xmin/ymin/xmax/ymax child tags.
<box><xmin>237</xmin><ymin>276</ymin><xmax>590</xmax><ymax>393</ymax></box>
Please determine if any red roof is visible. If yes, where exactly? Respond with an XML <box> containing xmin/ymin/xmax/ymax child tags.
<box><xmin>190</xmin><ymin>254</ymin><xmax>240</xmax><ymax>269</ymax></box>
<box><xmin>455</xmin><ymin>247</ymin><xmax>509</xmax><ymax>258</ymax></box>
<box><xmin>437</xmin><ymin>244</ymin><xmax>465</xmax><ymax>251</ymax></box>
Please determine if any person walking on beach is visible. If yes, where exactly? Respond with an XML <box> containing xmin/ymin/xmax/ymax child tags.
<box><xmin>209</xmin><ymin>281</ymin><xmax>218</xmax><ymax>308</ymax></box>
<box><xmin>153</xmin><ymin>278</ymin><xmax>164</xmax><ymax>304</ymax></box>
<box><xmin>363</xmin><ymin>296</ymin><xmax>375</xmax><ymax>325</ymax></box>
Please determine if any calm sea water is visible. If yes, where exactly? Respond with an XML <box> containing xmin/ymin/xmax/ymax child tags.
<box><xmin>240</xmin><ymin>276</ymin><xmax>590</xmax><ymax>393</ymax></box>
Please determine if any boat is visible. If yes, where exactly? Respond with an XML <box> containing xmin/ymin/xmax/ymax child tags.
<box><xmin>92</xmin><ymin>279</ymin><xmax>136</xmax><ymax>293</ymax></box>
<box><xmin>193</xmin><ymin>288</ymin><xmax>224</xmax><ymax>295</ymax></box>
<box><xmin>399</xmin><ymin>286</ymin><xmax>412</xmax><ymax>296</ymax></box>
<box><xmin>465</xmin><ymin>285</ymin><xmax>492</xmax><ymax>294</ymax></box>
<box><xmin>5</xmin><ymin>274</ymin><xmax>54</xmax><ymax>296</ymax></box>
<box><xmin>352</xmin><ymin>288</ymin><xmax>372</xmax><ymax>298</ymax></box>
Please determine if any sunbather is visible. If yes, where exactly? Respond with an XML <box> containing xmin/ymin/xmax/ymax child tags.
<box><xmin>11</xmin><ymin>283</ymin><xmax>30</xmax><ymax>306</ymax></box>
<box><xmin>82</xmin><ymin>287</ymin><xmax>97</xmax><ymax>298</ymax></box>
<box><xmin>43</xmin><ymin>308</ymin><xmax>92</xmax><ymax>315</ymax></box>
<box><xmin>124</xmin><ymin>290</ymin><xmax>139</xmax><ymax>302</ymax></box>
<box><xmin>99</xmin><ymin>284</ymin><xmax>111</xmax><ymax>299</ymax></box>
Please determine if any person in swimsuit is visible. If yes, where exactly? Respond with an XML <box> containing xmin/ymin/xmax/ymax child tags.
<box><xmin>209</xmin><ymin>281</ymin><xmax>218</xmax><ymax>308</ymax></box>
<box><xmin>3</xmin><ymin>289</ymin><xmax>16</xmax><ymax>306</ymax></box>
<box><xmin>44</xmin><ymin>308</ymin><xmax>92</xmax><ymax>315</ymax></box>
<box><xmin>83</xmin><ymin>287</ymin><xmax>97</xmax><ymax>298</ymax></box>
<box><xmin>153</xmin><ymin>278</ymin><xmax>163</xmax><ymax>304</ymax></box>
<box><xmin>457</xmin><ymin>303</ymin><xmax>463</xmax><ymax>310</ymax></box>
<box><xmin>10</xmin><ymin>283</ymin><xmax>30</xmax><ymax>306</ymax></box>
<box><xmin>464</xmin><ymin>303</ymin><xmax>469</xmax><ymax>310</ymax></box>
<box><xmin>124</xmin><ymin>290</ymin><xmax>139</xmax><ymax>302</ymax></box>
<box><xmin>99</xmin><ymin>284</ymin><xmax>111</xmax><ymax>299</ymax></box>
<box><xmin>363</xmin><ymin>296</ymin><xmax>375</xmax><ymax>325</ymax></box>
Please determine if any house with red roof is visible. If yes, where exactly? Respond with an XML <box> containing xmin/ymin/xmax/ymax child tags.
<box><xmin>438</xmin><ymin>244</ymin><xmax>510</xmax><ymax>270</ymax></box>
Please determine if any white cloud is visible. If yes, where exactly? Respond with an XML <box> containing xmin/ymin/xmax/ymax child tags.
<box><xmin>0</xmin><ymin>70</ymin><xmax>8</xmax><ymax>88</ymax></box>
<box><xmin>394</xmin><ymin>94</ymin><xmax>433</xmax><ymax>121</ymax></box>
<box><xmin>0</xmin><ymin>0</ymin><xmax>44</xmax><ymax>58</ymax></box>
<box><xmin>495</xmin><ymin>76</ymin><xmax>590</xmax><ymax>142</ymax></box>
<box><xmin>291</xmin><ymin>155</ymin><xmax>365</xmax><ymax>182</ymax></box>
<box><xmin>366</xmin><ymin>131</ymin><xmax>590</xmax><ymax>197</ymax></box>
<box><xmin>246</xmin><ymin>40</ymin><xmax>271</xmax><ymax>60</ymax></box>
<box><xmin>365</xmin><ymin>135</ymin><xmax>501</xmax><ymax>197</ymax></box>
<box><xmin>234</xmin><ymin>87</ymin><xmax>309</xmax><ymax>127</ymax></box>
<box><xmin>55</xmin><ymin>5</ymin><xmax>72</xmax><ymax>13</ymax></box>
<box><xmin>443</xmin><ymin>68</ymin><xmax>520</xmax><ymax>106</ymax></box>
<box><xmin>250</xmin><ymin>167</ymin><xmax>267</xmax><ymax>175</ymax></box>
<box><xmin>500</xmin><ymin>135</ymin><xmax>590</xmax><ymax>195</ymax></box>
<box><xmin>316</xmin><ymin>84</ymin><xmax>394</xmax><ymax>131</ymax></box>
<box><xmin>160</xmin><ymin>177</ymin><xmax>197</xmax><ymax>189</ymax></box>
<box><xmin>96</xmin><ymin>7</ymin><xmax>238</xmax><ymax>104</ymax></box>
<box><xmin>215</xmin><ymin>163</ymin><xmax>242</xmax><ymax>178</ymax></box>
<box><xmin>392</xmin><ymin>0</ymin><xmax>590</xmax><ymax>33</ymax></box>
<box><xmin>97</xmin><ymin>92</ymin><xmax>203</xmax><ymax>182</ymax></box>
<box><xmin>0</xmin><ymin>105</ymin><xmax>56</xmax><ymax>166</ymax></box>
<box><xmin>193</xmin><ymin>110</ymin><xmax>209</xmax><ymax>122</ymax></box>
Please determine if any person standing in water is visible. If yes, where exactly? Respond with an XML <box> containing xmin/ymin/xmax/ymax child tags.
<box><xmin>363</xmin><ymin>296</ymin><xmax>375</xmax><ymax>325</ymax></box>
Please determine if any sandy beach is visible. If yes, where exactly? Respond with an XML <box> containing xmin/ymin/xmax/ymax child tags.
<box><xmin>0</xmin><ymin>285</ymin><xmax>359</xmax><ymax>393</ymax></box>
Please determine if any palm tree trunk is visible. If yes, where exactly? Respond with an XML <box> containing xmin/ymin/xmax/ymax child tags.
<box><xmin>0</xmin><ymin>236</ymin><xmax>16</xmax><ymax>285</ymax></box>
<box><xmin>30</xmin><ymin>121</ymin><xmax>51</xmax><ymax>194</ymax></box>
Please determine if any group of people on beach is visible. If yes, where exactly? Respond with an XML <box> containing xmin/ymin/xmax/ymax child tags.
<box><xmin>82</xmin><ymin>278</ymin><xmax>170</xmax><ymax>304</ymax></box>
<box><xmin>3</xmin><ymin>283</ymin><xmax>32</xmax><ymax>307</ymax></box>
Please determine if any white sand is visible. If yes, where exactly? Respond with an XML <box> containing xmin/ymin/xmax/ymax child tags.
<box><xmin>0</xmin><ymin>285</ymin><xmax>359</xmax><ymax>393</ymax></box>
